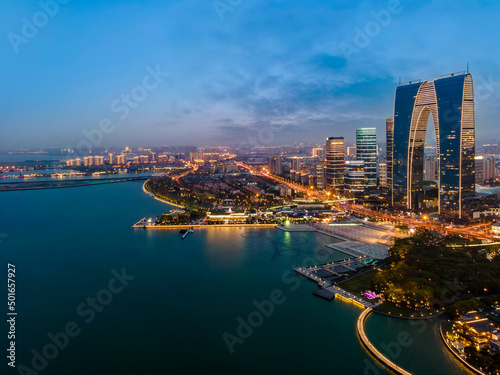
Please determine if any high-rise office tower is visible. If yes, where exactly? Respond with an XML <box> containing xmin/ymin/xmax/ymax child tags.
<box><xmin>344</xmin><ymin>160</ymin><xmax>365</xmax><ymax>195</ymax></box>
<box><xmin>390</xmin><ymin>73</ymin><xmax>475</xmax><ymax>219</ymax></box>
<box><xmin>326</xmin><ymin>137</ymin><xmax>345</xmax><ymax>193</ymax></box>
<box><xmin>484</xmin><ymin>156</ymin><xmax>496</xmax><ymax>183</ymax></box>
<box><xmin>386</xmin><ymin>118</ymin><xmax>394</xmax><ymax>191</ymax></box>
<box><xmin>356</xmin><ymin>128</ymin><xmax>378</xmax><ymax>187</ymax></box>
<box><xmin>475</xmin><ymin>156</ymin><xmax>484</xmax><ymax>185</ymax></box>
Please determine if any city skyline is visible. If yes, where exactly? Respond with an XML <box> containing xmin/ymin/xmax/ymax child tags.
<box><xmin>1</xmin><ymin>0</ymin><xmax>500</xmax><ymax>151</ymax></box>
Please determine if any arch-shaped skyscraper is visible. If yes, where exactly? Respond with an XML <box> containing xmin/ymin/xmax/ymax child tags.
<box><xmin>389</xmin><ymin>73</ymin><xmax>475</xmax><ymax>219</ymax></box>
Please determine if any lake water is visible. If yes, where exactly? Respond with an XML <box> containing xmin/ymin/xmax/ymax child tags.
<box><xmin>0</xmin><ymin>181</ymin><xmax>472</xmax><ymax>374</ymax></box>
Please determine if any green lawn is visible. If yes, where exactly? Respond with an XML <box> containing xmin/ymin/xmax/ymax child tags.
<box><xmin>338</xmin><ymin>269</ymin><xmax>378</xmax><ymax>296</ymax></box>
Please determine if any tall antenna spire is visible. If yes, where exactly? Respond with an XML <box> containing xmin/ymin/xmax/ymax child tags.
<box><xmin>467</xmin><ymin>62</ymin><xmax>469</xmax><ymax>73</ymax></box>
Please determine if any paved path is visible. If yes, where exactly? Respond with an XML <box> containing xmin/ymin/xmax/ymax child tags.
<box><xmin>357</xmin><ymin>308</ymin><xmax>413</xmax><ymax>375</ymax></box>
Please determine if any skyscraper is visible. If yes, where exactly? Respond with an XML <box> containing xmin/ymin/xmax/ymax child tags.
<box><xmin>326</xmin><ymin>137</ymin><xmax>344</xmax><ymax>193</ymax></box>
<box><xmin>268</xmin><ymin>157</ymin><xmax>283</xmax><ymax>175</ymax></box>
<box><xmin>316</xmin><ymin>164</ymin><xmax>326</xmax><ymax>190</ymax></box>
<box><xmin>312</xmin><ymin>147</ymin><xmax>325</xmax><ymax>159</ymax></box>
<box><xmin>291</xmin><ymin>157</ymin><xmax>303</xmax><ymax>172</ymax></box>
<box><xmin>356</xmin><ymin>128</ymin><xmax>378</xmax><ymax>187</ymax></box>
<box><xmin>390</xmin><ymin>73</ymin><xmax>475</xmax><ymax>219</ymax></box>
<box><xmin>386</xmin><ymin>118</ymin><xmax>394</xmax><ymax>190</ymax></box>
<box><xmin>475</xmin><ymin>156</ymin><xmax>484</xmax><ymax>185</ymax></box>
<box><xmin>484</xmin><ymin>156</ymin><xmax>496</xmax><ymax>183</ymax></box>
<box><xmin>344</xmin><ymin>160</ymin><xmax>365</xmax><ymax>195</ymax></box>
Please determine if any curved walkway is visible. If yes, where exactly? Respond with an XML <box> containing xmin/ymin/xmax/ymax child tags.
<box><xmin>142</xmin><ymin>180</ymin><xmax>186</xmax><ymax>209</ymax></box>
<box><xmin>357</xmin><ymin>308</ymin><xmax>413</xmax><ymax>375</ymax></box>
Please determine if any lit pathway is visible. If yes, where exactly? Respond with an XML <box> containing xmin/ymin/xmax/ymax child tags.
<box><xmin>294</xmin><ymin>267</ymin><xmax>379</xmax><ymax>309</ymax></box>
<box><xmin>357</xmin><ymin>308</ymin><xmax>413</xmax><ymax>375</ymax></box>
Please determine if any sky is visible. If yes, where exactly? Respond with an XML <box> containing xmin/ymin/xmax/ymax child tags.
<box><xmin>1</xmin><ymin>0</ymin><xmax>500</xmax><ymax>152</ymax></box>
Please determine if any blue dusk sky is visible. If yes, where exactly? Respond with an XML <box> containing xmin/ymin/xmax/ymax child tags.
<box><xmin>1</xmin><ymin>0</ymin><xmax>500</xmax><ymax>151</ymax></box>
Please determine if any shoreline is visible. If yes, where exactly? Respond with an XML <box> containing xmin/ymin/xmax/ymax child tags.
<box><xmin>439</xmin><ymin>321</ymin><xmax>488</xmax><ymax>375</ymax></box>
<box><xmin>142</xmin><ymin>179</ymin><xmax>186</xmax><ymax>209</ymax></box>
<box><xmin>0</xmin><ymin>177</ymin><xmax>147</xmax><ymax>192</ymax></box>
<box><xmin>132</xmin><ymin>223</ymin><xmax>278</xmax><ymax>229</ymax></box>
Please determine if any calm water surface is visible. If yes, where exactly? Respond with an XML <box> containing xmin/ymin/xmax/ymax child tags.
<box><xmin>0</xmin><ymin>182</ymin><xmax>472</xmax><ymax>374</ymax></box>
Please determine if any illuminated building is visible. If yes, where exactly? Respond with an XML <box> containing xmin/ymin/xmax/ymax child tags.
<box><xmin>484</xmin><ymin>156</ymin><xmax>496</xmax><ymax>183</ymax></box>
<box><xmin>356</xmin><ymin>128</ymin><xmax>378</xmax><ymax>186</ymax></box>
<box><xmin>386</xmin><ymin>118</ymin><xmax>394</xmax><ymax>191</ymax></box>
<box><xmin>312</xmin><ymin>147</ymin><xmax>324</xmax><ymax>159</ymax></box>
<box><xmin>344</xmin><ymin>160</ymin><xmax>365</xmax><ymax>195</ymax></box>
<box><xmin>475</xmin><ymin>156</ymin><xmax>484</xmax><ymax>185</ymax></box>
<box><xmin>379</xmin><ymin>163</ymin><xmax>387</xmax><ymax>187</ymax></box>
<box><xmin>291</xmin><ymin>157</ymin><xmax>303</xmax><ymax>172</ymax></box>
<box><xmin>346</xmin><ymin>146</ymin><xmax>357</xmax><ymax>160</ymax></box>
<box><xmin>390</xmin><ymin>73</ymin><xmax>475</xmax><ymax>219</ymax></box>
<box><xmin>115</xmin><ymin>155</ymin><xmax>126</xmax><ymax>165</ymax></box>
<box><xmin>94</xmin><ymin>156</ymin><xmax>104</xmax><ymax>166</ymax></box>
<box><xmin>326</xmin><ymin>137</ymin><xmax>344</xmax><ymax>193</ymax></box>
<box><xmin>268</xmin><ymin>157</ymin><xmax>283</xmax><ymax>175</ymax></box>
<box><xmin>83</xmin><ymin>156</ymin><xmax>93</xmax><ymax>167</ymax></box>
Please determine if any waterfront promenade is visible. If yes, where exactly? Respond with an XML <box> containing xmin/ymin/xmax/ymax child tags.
<box><xmin>294</xmin><ymin>266</ymin><xmax>379</xmax><ymax>309</ymax></box>
<box><xmin>132</xmin><ymin>220</ymin><xmax>277</xmax><ymax>229</ymax></box>
<box><xmin>357</xmin><ymin>308</ymin><xmax>413</xmax><ymax>375</ymax></box>
<box><xmin>142</xmin><ymin>180</ymin><xmax>186</xmax><ymax>209</ymax></box>
<box><xmin>439</xmin><ymin>321</ymin><xmax>487</xmax><ymax>375</ymax></box>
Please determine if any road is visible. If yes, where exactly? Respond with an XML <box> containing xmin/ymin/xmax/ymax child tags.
<box><xmin>236</xmin><ymin>162</ymin><xmax>498</xmax><ymax>241</ymax></box>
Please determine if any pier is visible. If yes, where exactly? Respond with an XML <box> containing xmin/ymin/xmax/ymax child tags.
<box><xmin>357</xmin><ymin>308</ymin><xmax>413</xmax><ymax>375</ymax></box>
<box><xmin>294</xmin><ymin>264</ymin><xmax>380</xmax><ymax>309</ymax></box>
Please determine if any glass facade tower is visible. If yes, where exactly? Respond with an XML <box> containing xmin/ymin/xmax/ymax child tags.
<box><xmin>390</xmin><ymin>73</ymin><xmax>475</xmax><ymax>219</ymax></box>
<box><xmin>386</xmin><ymin>118</ymin><xmax>394</xmax><ymax>191</ymax></box>
<box><xmin>356</xmin><ymin>128</ymin><xmax>378</xmax><ymax>187</ymax></box>
<box><xmin>326</xmin><ymin>137</ymin><xmax>344</xmax><ymax>193</ymax></box>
